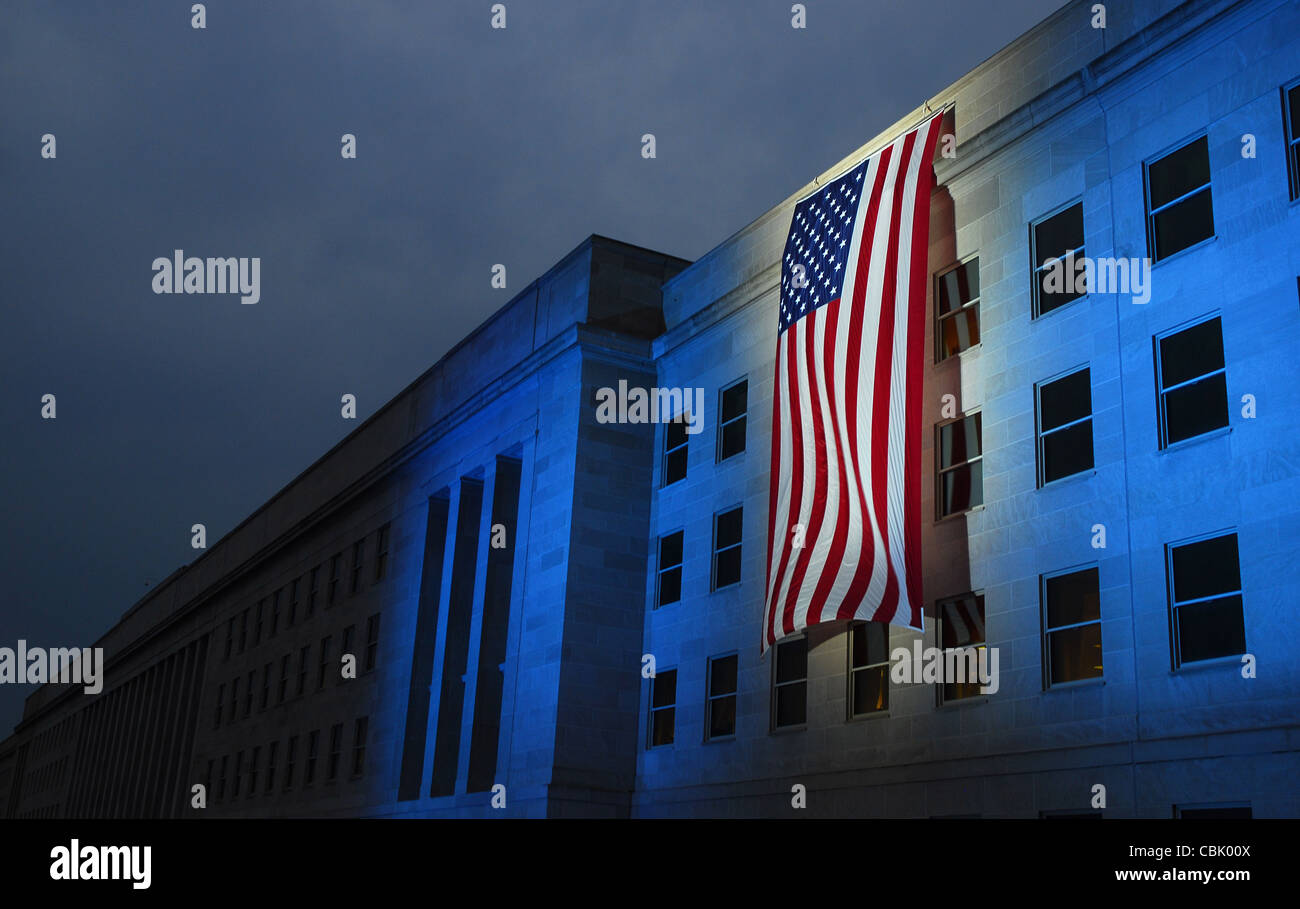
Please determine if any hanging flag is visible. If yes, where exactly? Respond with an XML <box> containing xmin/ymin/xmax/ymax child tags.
<box><xmin>762</xmin><ymin>111</ymin><xmax>945</xmax><ymax>652</ymax></box>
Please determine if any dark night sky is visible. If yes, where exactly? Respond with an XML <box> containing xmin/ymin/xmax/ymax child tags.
<box><xmin>0</xmin><ymin>0</ymin><xmax>1065</xmax><ymax>733</ymax></box>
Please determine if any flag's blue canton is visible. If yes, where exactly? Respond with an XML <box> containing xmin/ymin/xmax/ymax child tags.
<box><xmin>778</xmin><ymin>160</ymin><xmax>868</xmax><ymax>335</ymax></box>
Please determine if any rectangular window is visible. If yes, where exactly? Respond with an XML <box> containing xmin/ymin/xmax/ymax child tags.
<box><xmin>937</xmin><ymin>593</ymin><xmax>986</xmax><ymax>703</ymax></box>
<box><xmin>248</xmin><ymin>745</ymin><xmax>260</xmax><ymax>796</ymax></box>
<box><xmin>265</xmin><ymin>741</ymin><xmax>278</xmax><ymax>794</ymax></box>
<box><xmin>1286</xmin><ymin>80</ymin><xmax>1300</xmax><ymax>201</ymax></box>
<box><xmin>270</xmin><ymin>589</ymin><xmax>281</xmax><ymax>636</ymax></box>
<box><xmin>1031</xmin><ymin>201</ymin><xmax>1085</xmax><ymax>317</ymax></box>
<box><xmin>307</xmin><ymin>566</ymin><xmax>319</xmax><ymax>617</ymax></box>
<box><xmin>1145</xmin><ymin>135</ymin><xmax>1214</xmax><ymax>261</ymax></box>
<box><xmin>278</xmin><ymin>654</ymin><xmax>290</xmax><ymax>703</ymax></box>
<box><xmin>297</xmin><ymin>645</ymin><xmax>310</xmax><ymax>696</ymax></box>
<box><xmin>217</xmin><ymin>755</ymin><xmax>227</xmax><ymax>802</ymax></box>
<box><xmin>1168</xmin><ymin>532</ymin><xmax>1245</xmax><ymax>668</ymax></box>
<box><xmin>662</xmin><ymin>414</ymin><xmax>689</xmax><ymax>486</ymax></box>
<box><xmin>224</xmin><ymin>618</ymin><xmax>234</xmax><ymax>661</ymax></box>
<box><xmin>648</xmin><ymin>669</ymin><xmax>676</xmax><ymax>747</ymax></box>
<box><xmin>772</xmin><ymin>636</ymin><xmax>808</xmax><ymax>729</ymax></box>
<box><xmin>352</xmin><ymin>717</ymin><xmax>369</xmax><ymax>778</ymax></box>
<box><xmin>305</xmin><ymin>730</ymin><xmax>319</xmax><ymax>786</ymax></box>
<box><xmin>328</xmin><ymin>554</ymin><xmax>341</xmax><ymax>605</ymax></box>
<box><xmin>706</xmin><ymin>654</ymin><xmax>738</xmax><ymax>740</ymax></box>
<box><xmin>260</xmin><ymin>663</ymin><xmax>271</xmax><ymax>710</ymax></box>
<box><xmin>232</xmin><ymin>750</ymin><xmax>243</xmax><ymax>798</ymax></box>
<box><xmin>1042</xmin><ymin>567</ymin><xmax>1102</xmax><ymax>687</ymax></box>
<box><xmin>365</xmin><ymin>614</ymin><xmax>381</xmax><ymax>672</ymax></box>
<box><xmin>351</xmin><ymin>539</ymin><xmax>365</xmax><ymax>594</ymax></box>
<box><xmin>656</xmin><ymin>530</ymin><xmax>683</xmax><ymax>608</ymax></box>
<box><xmin>849</xmin><ymin>622</ymin><xmax>890</xmax><ymax>716</ymax></box>
<box><xmin>342</xmin><ymin>624</ymin><xmax>356</xmax><ymax>661</ymax></box>
<box><xmin>213</xmin><ymin>684</ymin><xmax>224</xmax><ymax>730</ymax></box>
<box><xmin>1155</xmin><ymin>316</ymin><xmax>1228</xmax><ymax>448</ymax></box>
<box><xmin>239</xmin><ymin>609</ymin><xmax>248</xmax><ymax>653</ymax></box>
<box><xmin>244</xmin><ymin>670</ymin><xmax>254</xmax><ymax>717</ymax></box>
<box><xmin>288</xmin><ymin>578</ymin><xmax>300</xmax><ymax>626</ymax></box>
<box><xmin>717</xmin><ymin>379</ymin><xmax>748</xmax><ymax>461</ymax></box>
<box><xmin>229</xmin><ymin>678</ymin><xmax>239</xmax><ymax>724</ymax></box>
<box><xmin>937</xmin><ymin>413</ymin><xmax>983</xmax><ymax>517</ymax></box>
<box><xmin>254</xmin><ymin>599</ymin><xmax>264</xmax><ymax>645</ymax></box>
<box><xmin>375</xmin><ymin>524</ymin><xmax>390</xmax><ymax>582</ymax></box>
<box><xmin>936</xmin><ymin>257</ymin><xmax>980</xmax><ymax>361</ymax></box>
<box><xmin>1037</xmin><ymin>367</ymin><xmax>1093</xmax><ymax>485</ymax></box>
<box><xmin>318</xmin><ymin>635</ymin><xmax>332</xmax><ymax>690</ymax></box>
<box><xmin>284</xmin><ymin>735</ymin><xmax>297</xmax><ymax>791</ymax></box>
<box><xmin>327</xmin><ymin>723</ymin><xmax>343</xmax><ymax>781</ymax></box>
<box><xmin>712</xmin><ymin>506</ymin><xmax>743</xmax><ymax>590</ymax></box>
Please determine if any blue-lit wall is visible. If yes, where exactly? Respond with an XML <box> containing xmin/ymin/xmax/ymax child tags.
<box><xmin>632</xmin><ymin>0</ymin><xmax>1300</xmax><ymax>817</ymax></box>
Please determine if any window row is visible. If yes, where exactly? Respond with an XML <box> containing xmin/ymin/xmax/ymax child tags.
<box><xmin>655</xmin><ymin>506</ymin><xmax>743</xmax><ymax>607</ymax></box>
<box><xmin>649</xmin><ymin>529</ymin><xmax>1245</xmax><ymax>744</ymax></box>
<box><xmin>222</xmin><ymin>523</ymin><xmax>390</xmax><ymax>662</ymax></box>
<box><xmin>662</xmin><ymin>379</ymin><xmax>748</xmax><ymax>487</ymax></box>
<box><xmin>205</xmin><ymin>716</ymin><xmax>369</xmax><ymax>803</ymax></box>
<box><xmin>212</xmin><ymin>614</ymin><xmax>381</xmax><ymax>729</ymax></box>
<box><xmin>938</xmin><ymin>86</ymin><xmax>1300</xmax><ymax>362</ymax></box>
<box><xmin>937</xmin><ymin>313</ymin><xmax>1231</xmax><ymax>519</ymax></box>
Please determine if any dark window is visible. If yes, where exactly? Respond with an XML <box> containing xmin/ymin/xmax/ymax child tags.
<box><xmin>213</xmin><ymin>684</ymin><xmax>224</xmax><ymax>730</ymax></box>
<box><xmin>232</xmin><ymin>751</ymin><xmax>243</xmax><ymax>798</ymax></box>
<box><xmin>265</xmin><ymin>741</ymin><xmax>278</xmax><ymax>794</ymax></box>
<box><xmin>288</xmin><ymin>578</ymin><xmax>299</xmax><ymax>626</ymax></box>
<box><xmin>352</xmin><ymin>717</ymin><xmax>369</xmax><ymax>777</ymax></box>
<box><xmin>1145</xmin><ymin>135</ymin><xmax>1214</xmax><ymax>261</ymax></box>
<box><xmin>938</xmin><ymin>593</ymin><xmax>986</xmax><ymax>703</ymax></box>
<box><xmin>260</xmin><ymin>663</ymin><xmax>271</xmax><ymax>710</ymax></box>
<box><xmin>318</xmin><ymin>636</ymin><xmax>332</xmax><ymax>689</ymax></box>
<box><xmin>327</xmin><ymin>723</ymin><xmax>343</xmax><ymax>781</ymax></box>
<box><xmin>278</xmin><ymin>654</ymin><xmax>290</xmax><ymax>703</ymax></box>
<box><xmin>342</xmin><ymin>624</ymin><xmax>356</xmax><ymax>663</ymax></box>
<box><xmin>1176</xmin><ymin>804</ymin><xmax>1252</xmax><ymax>819</ymax></box>
<box><xmin>1042</xmin><ymin>567</ymin><xmax>1102</xmax><ymax>687</ymax></box>
<box><xmin>283</xmin><ymin>736</ymin><xmax>297</xmax><ymax>791</ymax></box>
<box><xmin>307</xmin><ymin>566</ymin><xmax>319</xmax><ymax>617</ymax></box>
<box><xmin>305</xmin><ymin>730</ymin><xmax>319</xmax><ymax>786</ymax></box>
<box><xmin>248</xmin><ymin>746</ymin><xmax>260</xmax><ymax>797</ymax></box>
<box><xmin>849</xmin><ymin>622</ymin><xmax>890</xmax><ymax>716</ymax></box>
<box><xmin>1168</xmin><ymin>533</ymin><xmax>1245</xmax><ymax>667</ymax></box>
<box><xmin>656</xmin><ymin>531</ymin><xmax>683</xmax><ymax>608</ymax></box>
<box><xmin>648</xmin><ymin>669</ymin><xmax>676</xmax><ymax>748</ymax></box>
<box><xmin>254</xmin><ymin>599</ymin><xmax>264</xmax><ymax>645</ymax></box>
<box><xmin>663</xmin><ymin>414</ymin><xmax>689</xmax><ymax>486</ymax></box>
<box><xmin>223</xmin><ymin>618</ymin><xmax>234</xmax><ymax>661</ymax></box>
<box><xmin>238</xmin><ymin>609</ymin><xmax>248</xmax><ymax>652</ymax></box>
<box><xmin>1155</xmin><ymin>317</ymin><xmax>1228</xmax><ymax>448</ymax></box>
<box><xmin>937</xmin><ymin>414</ymin><xmax>983</xmax><ymax>517</ymax></box>
<box><xmin>1031</xmin><ymin>202</ymin><xmax>1086</xmax><ymax>317</ymax></box>
<box><xmin>772</xmin><ymin>637</ymin><xmax>808</xmax><ymax>729</ymax></box>
<box><xmin>365</xmin><ymin>614</ymin><xmax>381</xmax><ymax>672</ymax></box>
<box><xmin>229</xmin><ymin>678</ymin><xmax>239</xmax><ymax>724</ymax></box>
<box><xmin>936</xmin><ymin>258</ymin><xmax>980</xmax><ymax>361</ymax></box>
<box><xmin>328</xmin><ymin>554</ymin><xmax>341</xmax><ymax>605</ymax></box>
<box><xmin>297</xmin><ymin>645</ymin><xmax>310</xmax><ymax>696</ymax></box>
<box><xmin>375</xmin><ymin>524</ymin><xmax>390</xmax><ymax>582</ymax></box>
<box><xmin>351</xmin><ymin>539</ymin><xmax>365</xmax><ymax>594</ymax></box>
<box><xmin>270</xmin><ymin>589</ymin><xmax>281</xmax><ymax>636</ymax></box>
<box><xmin>706</xmin><ymin>654</ymin><xmax>738</xmax><ymax>740</ymax></box>
<box><xmin>217</xmin><ymin>755</ymin><xmax>227</xmax><ymax>802</ymax></box>
<box><xmin>244</xmin><ymin>670</ymin><xmax>254</xmax><ymax>717</ymax></box>
<box><xmin>712</xmin><ymin>506</ymin><xmax>743</xmax><ymax>590</ymax></box>
<box><xmin>718</xmin><ymin>380</ymin><xmax>748</xmax><ymax>461</ymax></box>
<box><xmin>1286</xmin><ymin>80</ymin><xmax>1300</xmax><ymax>201</ymax></box>
<box><xmin>1037</xmin><ymin>368</ymin><xmax>1093</xmax><ymax>484</ymax></box>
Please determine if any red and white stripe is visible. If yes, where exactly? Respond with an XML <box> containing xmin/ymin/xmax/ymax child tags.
<box><xmin>762</xmin><ymin>112</ymin><xmax>943</xmax><ymax>652</ymax></box>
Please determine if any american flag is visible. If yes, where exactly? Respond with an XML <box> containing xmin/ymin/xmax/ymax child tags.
<box><xmin>762</xmin><ymin>112</ymin><xmax>944</xmax><ymax>652</ymax></box>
